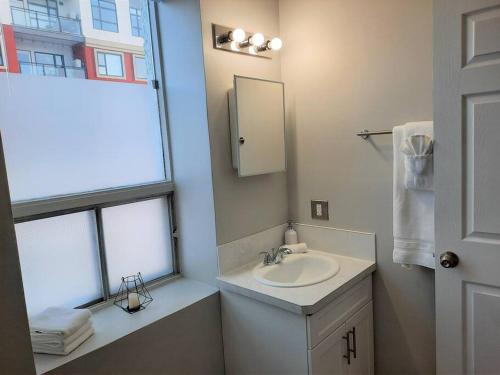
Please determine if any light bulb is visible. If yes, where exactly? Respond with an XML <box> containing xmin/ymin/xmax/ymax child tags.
<box><xmin>250</xmin><ymin>32</ymin><xmax>265</xmax><ymax>47</ymax></box>
<box><xmin>268</xmin><ymin>37</ymin><xmax>283</xmax><ymax>51</ymax></box>
<box><xmin>231</xmin><ymin>28</ymin><xmax>246</xmax><ymax>43</ymax></box>
<box><xmin>249</xmin><ymin>45</ymin><xmax>258</xmax><ymax>55</ymax></box>
<box><xmin>230</xmin><ymin>41</ymin><xmax>240</xmax><ymax>52</ymax></box>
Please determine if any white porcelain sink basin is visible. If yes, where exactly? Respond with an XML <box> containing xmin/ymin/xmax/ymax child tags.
<box><xmin>252</xmin><ymin>251</ymin><xmax>340</xmax><ymax>287</ymax></box>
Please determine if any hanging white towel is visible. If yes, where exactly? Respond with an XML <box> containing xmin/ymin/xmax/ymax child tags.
<box><xmin>393</xmin><ymin>122</ymin><xmax>435</xmax><ymax>269</ymax></box>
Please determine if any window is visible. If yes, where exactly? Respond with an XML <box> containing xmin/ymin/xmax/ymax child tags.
<box><xmin>28</xmin><ymin>0</ymin><xmax>59</xmax><ymax>30</ymax></box>
<box><xmin>17</xmin><ymin>50</ymin><xmax>33</xmax><ymax>75</ymax></box>
<box><xmin>134</xmin><ymin>55</ymin><xmax>147</xmax><ymax>80</ymax></box>
<box><xmin>91</xmin><ymin>0</ymin><xmax>118</xmax><ymax>32</ymax></box>
<box><xmin>96</xmin><ymin>51</ymin><xmax>124</xmax><ymax>77</ymax></box>
<box><xmin>1</xmin><ymin>1</ymin><xmax>174</xmax><ymax>316</ymax></box>
<box><xmin>35</xmin><ymin>52</ymin><xmax>64</xmax><ymax>67</ymax></box>
<box><xmin>130</xmin><ymin>6</ymin><xmax>143</xmax><ymax>37</ymax></box>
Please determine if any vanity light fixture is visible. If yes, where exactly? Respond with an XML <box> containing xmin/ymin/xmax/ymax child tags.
<box><xmin>248</xmin><ymin>32</ymin><xmax>265</xmax><ymax>47</ymax></box>
<box><xmin>257</xmin><ymin>37</ymin><xmax>283</xmax><ymax>52</ymax></box>
<box><xmin>216</xmin><ymin>27</ymin><xmax>246</xmax><ymax>45</ymax></box>
<box><xmin>212</xmin><ymin>24</ymin><xmax>283</xmax><ymax>59</ymax></box>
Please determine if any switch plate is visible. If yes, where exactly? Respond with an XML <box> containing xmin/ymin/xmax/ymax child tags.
<box><xmin>311</xmin><ymin>200</ymin><xmax>329</xmax><ymax>220</ymax></box>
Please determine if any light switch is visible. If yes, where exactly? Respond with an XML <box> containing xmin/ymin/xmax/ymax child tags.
<box><xmin>311</xmin><ymin>200</ymin><xmax>329</xmax><ymax>220</ymax></box>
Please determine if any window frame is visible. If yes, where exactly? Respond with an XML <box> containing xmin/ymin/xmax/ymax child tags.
<box><xmin>14</xmin><ymin>185</ymin><xmax>178</xmax><ymax>307</ymax></box>
<box><xmin>0</xmin><ymin>48</ymin><xmax>5</xmax><ymax>68</ymax></box>
<box><xmin>133</xmin><ymin>54</ymin><xmax>147</xmax><ymax>81</ymax></box>
<box><xmin>94</xmin><ymin>49</ymin><xmax>125</xmax><ymax>79</ymax></box>
<box><xmin>10</xmin><ymin>0</ymin><xmax>177</xmax><ymax>308</ymax></box>
<box><xmin>0</xmin><ymin>29</ymin><xmax>5</xmax><ymax>68</ymax></box>
<box><xmin>130</xmin><ymin>6</ymin><xmax>142</xmax><ymax>37</ymax></box>
<box><xmin>91</xmin><ymin>0</ymin><xmax>119</xmax><ymax>33</ymax></box>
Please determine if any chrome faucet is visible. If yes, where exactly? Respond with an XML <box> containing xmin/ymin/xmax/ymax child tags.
<box><xmin>259</xmin><ymin>247</ymin><xmax>293</xmax><ymax>266</ymax></box>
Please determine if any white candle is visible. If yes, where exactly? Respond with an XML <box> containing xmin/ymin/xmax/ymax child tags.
<box><xmin>128</xmin><ymin>292</ymin><xmax>140</xmax><ymax>311</ymax></box>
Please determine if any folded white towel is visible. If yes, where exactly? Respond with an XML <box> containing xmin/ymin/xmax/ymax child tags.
<box><xmin>32</xmin><ymin>327</ymin><xmax>94</xmax><ymax>356</ymax></box>
<box><xmin>393</xmin><ymin>122</ymin><xmax>435</xmax><ymax>269</ymax></box>
<box><xmin>31</xmin><ymin>321</ymin><xmax>92</xmax><ymax>349</ymax></box>
<box><xmin>401</xmin><ymin>134</ymin><xmax>434</xmax><ymax>191</ymax></box>
<box><xmin>29</xmin><ymin>307</ymin><xmax>91</xmax><ymax>338</ymax></box>
<box><xmin>280</xmin><ymin>243</ymin><xmax>308</xmax><ymax>253</ymax></box>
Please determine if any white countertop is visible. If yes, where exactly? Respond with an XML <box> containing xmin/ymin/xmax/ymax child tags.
<box><xmin>217</xmin><ymin>250</ymin><xmax>376</xmax><ymax>315</ymax></box>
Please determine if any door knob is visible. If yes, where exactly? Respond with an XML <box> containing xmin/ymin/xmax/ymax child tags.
<box><xmin>239</xmin><ymin>137</ymin><xmax>245</xmax><ymax>145</ymax></box>
<box><xmin>439</xmin><ymin>251</ymin><xmax>459</xmax><ymax>268</ymax></box>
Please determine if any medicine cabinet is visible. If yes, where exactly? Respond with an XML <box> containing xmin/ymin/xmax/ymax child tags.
<box><xmin>228</xmin><ymin>75</ymin><xmax>286</xmax><ymax>177</ymax></box>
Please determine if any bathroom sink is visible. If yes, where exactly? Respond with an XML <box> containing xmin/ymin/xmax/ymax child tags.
<box><xmin>252</xmin><ymin>251</ymin><xmax>340</xmax><ymax>287</ymax></box>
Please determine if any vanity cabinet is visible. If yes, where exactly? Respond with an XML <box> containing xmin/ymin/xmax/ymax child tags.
<box><xmin>220</xmin><ymin>275</ymin><xmax>374</xmax><ymax>375</ymax></box>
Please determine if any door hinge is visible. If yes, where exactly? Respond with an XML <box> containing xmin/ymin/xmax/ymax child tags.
<box><xmin>152</xmin><ymin>79</ymin><xmax>160</xmax><ymax>89</ymax></box>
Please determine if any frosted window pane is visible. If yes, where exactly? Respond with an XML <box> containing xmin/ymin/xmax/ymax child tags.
<box><xmin>0</xmin><ymin>73</ymin><xmax>166</xmax><ymax>202</ymax></box>
<box><xmin>102</xmin><ymin>197</ymin><xmax>173</xmax><ymax>293</ymax></box>
<box><xmin>15</xmin><ymin>211</ymin><xmax>102</xmax><ymax>317</ymax></box>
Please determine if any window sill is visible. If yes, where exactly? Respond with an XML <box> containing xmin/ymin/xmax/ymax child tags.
<box><xmin>33</xmin><ymin>277</ymin><xmax>219</xmax><ymax>375</ymax></box>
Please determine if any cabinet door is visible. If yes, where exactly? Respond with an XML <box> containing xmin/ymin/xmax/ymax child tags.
<box><xmin>308</xmin><ymin>323</ymin><xmax>348</xmax><ymax>375</ymax></box>
<box><xmin>345</xmin><ymin>302</ymin><xmax>374</xmax><ymax>375</ymax></box>
<box><xmin>232</xmin><ymin>76</ymin><xmax>286</xmax><ymax>177</ymax></box>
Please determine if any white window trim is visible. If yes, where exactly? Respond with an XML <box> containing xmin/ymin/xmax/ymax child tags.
<box><xmin>94</xmin><ymin>49</ymin><xmax>126</xmax><ymax>79</ymax></box>
<box><xmin>0</xmin><ymin>28</ymin><xmax>6</xmax><ymax>69</ymax></box>
<box><xmin>132</xmin><ymin>54</ymin><xmax>147</xmax><ymax>82</ymax></box>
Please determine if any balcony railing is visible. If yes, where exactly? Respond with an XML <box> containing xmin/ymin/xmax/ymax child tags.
<box><xmin>11</xmin><ymin>7</ymin><xmax>82</xmax><ymax>36</ymax></box>
<box><xmin>19</xmin><ymin>62</ymin><xmax>87</xmax><ymax>79</ymax></box>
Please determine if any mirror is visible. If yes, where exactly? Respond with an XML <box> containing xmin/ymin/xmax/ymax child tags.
<box><xmin>228</xmin><ymin>75</ymin><xmax>286</xmax><ymax>177</ymax></box>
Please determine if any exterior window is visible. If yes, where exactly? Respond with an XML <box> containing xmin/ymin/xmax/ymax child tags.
<box><xmin>1</xmin><ymin>2</ymin><xmax>174</xmax><ymax>316</ymax></box>
<box><xmin>91</xmin><ymin>0</ymin><xmax>118</xmax><ymax>32</ymax></box>
<box><xmin>17</xmin><ymin>50</ymin><xmax>33</xmax><ymax>74</ymax></box>
<box><xmin>96</xmin><ymin>51</ymin><xmax>124</xmax><ymax>77</ymax></box>
<box><xmin>134</xmin><ymin>55</ymin><xmax>147</xmax><ymax>80</ymax></box>
<box><xmin>130</xmin><ymin>6</ymin><xmax>142</xmax><ymax>37</ymax></box>
<box><xmin>34</xmin><ymin>51</ymin><xmax>65</xmax><ymax>77</ymax></box>
<box><xmin>28</xmin><ymin>0</ymin><xmax>59</xmax><ymax>30</ymax></box>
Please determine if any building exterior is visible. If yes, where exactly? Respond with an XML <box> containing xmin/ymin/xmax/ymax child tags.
<box><xmin>0</xmin><ymin>0</ymin><xmax>147</xmax><ymax>83</ymax></box>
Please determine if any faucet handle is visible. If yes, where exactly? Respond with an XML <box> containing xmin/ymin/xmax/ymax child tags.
<box><xmin>259</xmin><ymin>251</ymin><xmax>273</xmax><ymax>265</ymax></box>
<box><xmin>279</xmin><ymin>246</ymin><xmax>293</xmax><ymax>255</ymax></box>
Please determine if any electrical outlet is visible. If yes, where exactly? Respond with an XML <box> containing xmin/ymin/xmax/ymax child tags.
<box><xmin>311</xmin><ymin>200</ymin><xmax>329</xmax><ymax>220</ymax></box>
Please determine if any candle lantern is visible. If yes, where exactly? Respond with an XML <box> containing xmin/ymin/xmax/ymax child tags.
<box><xmin>114</xmin><ymin>272</ymin><xmax>153</xmax><ymax>314</ymax></box>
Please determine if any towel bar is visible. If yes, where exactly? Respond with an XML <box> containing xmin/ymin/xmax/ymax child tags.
<box><xmin>356</xmin><ymin>129</ymin><xmax>392</xmax><ymax>139</ymax></box>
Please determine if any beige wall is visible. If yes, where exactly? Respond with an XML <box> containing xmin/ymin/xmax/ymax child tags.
<box><xmin>279</xmin><ymin>0</ymin><xmax>435</xmax><ymax>373</ymax></box>
<box><xmin>200</xmin><ymin>0</ymin><xmax>288</xmax><ymax>245</ymax></box>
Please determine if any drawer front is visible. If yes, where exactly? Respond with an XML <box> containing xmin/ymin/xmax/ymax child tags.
<box><xmin>307</xmin><ymin>276</ymin><xmax>372</xmax><ymax>349</ymax></box>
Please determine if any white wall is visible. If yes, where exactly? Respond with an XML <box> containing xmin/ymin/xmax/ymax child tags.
<box><xmin>157</xmin><ymin>0</ymin><xmax>219</xmax><ymax>285</ymax></box>
<box><xmin>200</xmin><ymin>0</ymin><xmax>288</xmax><ymax>245</ymax></box>
<box><xmin>279</xmin><ymin>0</ymin><xmax>435</xmax><ymax>373</ymax></box>
<box><xmin>0</xmin><ymin>0</ymin><xmax>12</xmax><ymax>24</ymax></box>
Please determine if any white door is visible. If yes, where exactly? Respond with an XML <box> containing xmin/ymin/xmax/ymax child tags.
<box><xmin>309</xmin><ymin>324</ymin><xmax>348</xmax><ymax>375</ymax></box>
<box><xmin>434</xmin><ymin>1</ymin><xmax>500</xmax><ymax>374</ymax></box>
<box><xmin>345</xmin><ymin>302</ymin><xmax>374</xmax><ymax>375</ymax></box>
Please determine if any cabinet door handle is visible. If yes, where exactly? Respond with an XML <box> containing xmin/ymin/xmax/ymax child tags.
<box><xmin>351</xmin><ymin>327</ymin><xmax>357</xmax><ymax>359</ymax></box>
<box><xmin>342</xmin><ymin>332</ymin><xmax>351</xmax><ymax>365</ymax></box>
<box><xmin>343</xmin><ymin>329</ymin><xmax>355</xmax><ymax>365</ymax></box>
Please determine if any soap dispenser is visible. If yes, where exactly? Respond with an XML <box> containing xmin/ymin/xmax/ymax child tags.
<box><xmin>284</xmin><ymin>221</ymin><xmax>298</xmax><ymax>245</ymax></box>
